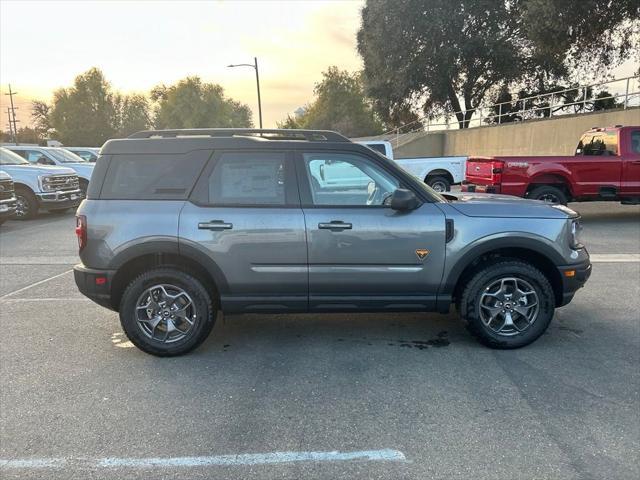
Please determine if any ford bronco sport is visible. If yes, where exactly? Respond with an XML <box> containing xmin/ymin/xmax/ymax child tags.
<box><xmin>74</xmin><ymin>129</ymin><xmax>591</xmax><ymax>356</ymax></box>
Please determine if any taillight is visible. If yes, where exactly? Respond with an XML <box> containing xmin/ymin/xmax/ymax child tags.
<box><xmin>75</xmin><ymin>215</ymin><xmax>87</xmax><ymax>251</ymax></box>
<box><xmin>491</xmin><ymin>161</ymin><xmax>504</xmax><ymax>185</ymax></box>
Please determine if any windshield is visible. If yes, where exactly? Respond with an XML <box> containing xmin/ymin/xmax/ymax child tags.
<box><xmin>0</xmin><ymin>147</ymin><xmax>30</xmax><ymax>165</ymax></box>
<box><xmin>49</xmin><ymin>148</ymin><xmax>86</xmax><ymax>163</ymax></box>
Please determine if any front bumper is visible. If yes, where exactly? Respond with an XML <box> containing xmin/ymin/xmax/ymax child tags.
<box><xmin>36</xmin><ymin>189</ymin><xmax>83</xmax><ymax>210</ymax></box>
<box><xmin>74</xmin><ymin>264</ymin><xmax>116</xmax><ymax>310</ymax></box>
<box><xmin>557</xmin><ymin>259</ymin><xmax>592</xmax><ymax>306</ymax></box>
<box><xmin>0</xmin><ymin>197</ymin><xmax>17</xmax><ymax>219</ymax></box>
<box><xmin>461</xmin><ymin>182</ymin><xmax>500</xmax><ymax>194</ymax></box>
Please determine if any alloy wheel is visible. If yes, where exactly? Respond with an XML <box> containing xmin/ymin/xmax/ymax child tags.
<box><xmin>478</xmin><ymin>277</ymin><xmax>539</xmax><ymax>336</ymax></box>
<box><xmin>135</xmin><ymin>284</ymin><xmax>197</xmax><ymax>343</ymax></box>
<box><xmin>15</xmin><ymin>195</ymin><xmax>29</xmax><ymax>218</ymax></box>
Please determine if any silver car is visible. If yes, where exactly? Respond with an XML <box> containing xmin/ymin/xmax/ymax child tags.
<box><xmin>73</xmin><ymin>129</ymin><xmax>591</xmax><ymax>356</ymax></box>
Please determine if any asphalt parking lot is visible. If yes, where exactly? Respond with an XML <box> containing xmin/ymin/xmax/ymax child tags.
<box><xmin>0</xmin><ymin>202</ymin><xmax>639</xmax><ymax>480</ymax></box>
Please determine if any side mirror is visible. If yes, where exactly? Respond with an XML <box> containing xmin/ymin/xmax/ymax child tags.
<box><xmin>390</xmin><ymin>188</ymin><xmax>420</xmax><ymax>211</ymax></box>
<box><xmin>37</xmin><ymin>156</ymin><xmax>52</xmax><ymax>165</ymax></box>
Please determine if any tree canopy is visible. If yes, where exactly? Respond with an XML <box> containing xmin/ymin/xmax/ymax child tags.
<box><xmin>152</xmin><ymin>77</ymin><xmax>252</xmax><ymax>129</ymax></box>
<box><xmin>357</xmin><ymin>0</ymin><xmax>639</xmax><ymax>129</ymax></box>
<box><xmin>30</xmin><ymin>69</ymin><xmax>252</xmax><ymax>145</ymax></box>
<box><xmin>277</xmin><ymin>67</ymin><xmax>383</xmax><ymax>137</ymax></box>
<box><xmin>49</xmin><ymin>68</ymin><xmax>118</xmax><ymax>145</ymax></box>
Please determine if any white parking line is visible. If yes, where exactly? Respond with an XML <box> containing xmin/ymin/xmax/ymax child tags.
<box><xmin>0</xmin><ymin>256</ymin><xmax>78</xmax><ymax>265</ymax></box>
<box><xmin>0</xmin><ymin>449</ymin><xmax>406</xmax><ymax>470</ymax></box>
<box><xmin>0</xmin><ymin>269</ymin><xmax>73</xmax><ymax>300</ymax></box>
<box><xmin>0</xmin><ymin>458</ymin><xmax>66</xmax><ymax>469</ymax></box>
<box><xmin>590</xmin><ymin>253</ymin><xmax>640</xmax><ymax>263</ymax></box>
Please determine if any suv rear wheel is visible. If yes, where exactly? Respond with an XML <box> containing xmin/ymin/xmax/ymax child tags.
<box><xmin>459</xmin><ymin>260</ymin><xmax>555</xmax><ymax>349</ymax></box>
<box><xmin>119</xmin><ymin>268</ymin><xmax>216</xmax><ymax>356</ymax></box>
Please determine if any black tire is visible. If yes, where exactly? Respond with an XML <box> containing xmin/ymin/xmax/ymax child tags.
<box><xmin>14</xmin><ymin>187</ymin><xmax>38</xmax><ymax>220</ymax></box>
<box><xmin>119</xmin><ymin>268</ymin><xmax>216</xmax><ymax>357</ymax></box>
<box><xmin>528</xmin><ymin>185</ymin><xmax>568</xmax><ymax>205</ymax></box>
<box><xmin>426</xmin><ymin>175</ymin><xmax>451</xmax><ymax>192</ymax></box>
<box><xmin>459</xmin><ymin>260</ymin><xmax>555</xmax><ymax>349</ymax></box>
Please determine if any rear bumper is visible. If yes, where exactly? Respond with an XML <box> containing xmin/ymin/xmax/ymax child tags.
<box><xmin>74</xmin><ymin>264</ymin><xmax>116</xmax><ymax>310</ymax></box>
<box><xmin>461</xmin><ymin>182</ymin><xmax>501</xmax><ymax>194</ymax></box>
<box><xmin>557</xmin><ymin>259</ymin><xmax>592</xmax><ymax>306</ymax></box>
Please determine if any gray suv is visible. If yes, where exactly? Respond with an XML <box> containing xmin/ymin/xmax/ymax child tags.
<box><xmin>74</xmin><ymin>129</ymin><xmax>591</xmax><ymax>356</ymax></box>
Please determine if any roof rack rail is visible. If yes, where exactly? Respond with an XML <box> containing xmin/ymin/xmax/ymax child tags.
<box><xmin>128</xmin><ymin>128</ymin><xmax>351</xmax><ymax>142</ymax></box>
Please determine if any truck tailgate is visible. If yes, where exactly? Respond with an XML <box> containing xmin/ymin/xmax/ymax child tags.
<box><xmin>465</xmin><ymin>157</ymin><xmax>501</xmax><ymax>184</ymax></box>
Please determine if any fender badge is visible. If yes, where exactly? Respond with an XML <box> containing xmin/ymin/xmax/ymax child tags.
<box><xmin>416</xmin><ymin>249</ymin><xmax>430</xmax><ymax>260</ymax></box>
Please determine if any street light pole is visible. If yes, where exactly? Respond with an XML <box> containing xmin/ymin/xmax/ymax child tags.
<box><xmin>227</xmin><ymin>57</ymin><xmax>263</xmax><ymax>129</ymax></box>
<box><xmin>254</xmin><ymin>57</ymin><xmax>262</xmax><ymax>129</ymax></box>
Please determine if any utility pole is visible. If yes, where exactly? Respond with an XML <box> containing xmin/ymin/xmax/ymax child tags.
<box><xmin>6</xmin><ymin>107</ymin><xmax>16</xmax><ymax>143</ymax></box>
<box><xmin>5</xmin><ymin>84</ymin><xmax>20</xmax><ymax>144</ymax></box>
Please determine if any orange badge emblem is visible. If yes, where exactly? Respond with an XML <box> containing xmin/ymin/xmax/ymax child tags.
<box><xmin>416</xmin><ymin>249</ymin><xmax>430</xmax><ymax>260</ymax></box>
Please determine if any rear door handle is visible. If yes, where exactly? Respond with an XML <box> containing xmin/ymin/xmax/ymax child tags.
<box><xmin>318</xmin><ymin>221</ymin><xmax>352</xmax><ymax>230</ymax></box>
<box><xmin>198</xmin><ymin>220</ymin><xmax>233</xmax><ymax>230</ymax></box>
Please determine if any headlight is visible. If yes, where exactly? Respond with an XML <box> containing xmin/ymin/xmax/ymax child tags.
<box><xmin>38</xmin><ymin>175</ymin><xmax>56</xmax><ymax>192</ymax></box>
<box><xmin>570</xmin><ymin>219</ymin><xmax>584</xmax><ymax>249</ymax></box>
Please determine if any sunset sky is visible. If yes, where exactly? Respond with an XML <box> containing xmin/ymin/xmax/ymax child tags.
<box><xmin>1</xmin><ymin>0</ymin><xmax>637</xmax><ymax>133</ymax></box>
<box><xmin>0</xmin><ymin>0</ymin><xmax>364</xmax><ymax>129</ymax></box>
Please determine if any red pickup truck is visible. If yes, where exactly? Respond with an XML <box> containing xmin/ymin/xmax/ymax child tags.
<box><xmin>462</xmin><ymin>125</ymin><xmax>640</xmax><ymax>204</ymax></box>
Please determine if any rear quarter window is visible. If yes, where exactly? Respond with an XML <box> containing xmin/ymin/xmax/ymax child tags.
<box><xmin>99</xmin><ymin>150</ymin><xmax>211</xmax><ymax>200</ymax></box>
<box><xmin>631</xmin><ymin>130</ymin><xmax>640</xmax><ymax>154</ymax></box>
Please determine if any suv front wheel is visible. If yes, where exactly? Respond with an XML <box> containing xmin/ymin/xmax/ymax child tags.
<box><xmin>119</xmin><ymin>268</ymin><xmax>216</xmax><ymax>356</ymax></box>
<box><xmin>460</xmin><ymin>260</ymin><xmax>555</xmax><ymax>349</ymax></box>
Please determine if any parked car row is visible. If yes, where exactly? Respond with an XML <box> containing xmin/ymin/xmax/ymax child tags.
<box><xmin>4</xmin><ymin>145</ymin><xmax>95</xmax><ymax>195</ymax></box>
<box><xmin>0</xmin><ymin>147</ymin><xmax>84</xmax><ymax>221</ymax></box>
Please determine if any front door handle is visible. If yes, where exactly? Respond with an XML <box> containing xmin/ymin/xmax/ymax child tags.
<box><xmin>318</xmin><ymin>221</ymin><xmax>352</xmax><ymax>230</ymax></box>
<box><xmin>198</xmin><ymin>220</ymin><xmax>233</xmax><ymax>230</ymax></box>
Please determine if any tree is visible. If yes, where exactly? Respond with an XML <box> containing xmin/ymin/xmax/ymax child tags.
<box><xmin>357</xmin><ymin>0</ymin><xmax>639</xmax><ymax>129</ymax></box>
<box><xmin>0</xmin><ymin>127</ymin><xmax>42</xmax><ymax>144</ymax></box>
<box><xmin>152</xmin><ymin>77</ymin><xmax>252</xmax><ymax>129</ymax></box>
<box><xmin>31</xmin><ymin>100</ymin><xmax>53</xmax><ymax>138</ymax></box>
<box><xmin>522</xmin><ymin>0</ymin><xmax>640</xmax><ymax>74</ymax></box>
<box><xmin>277</xmin><ymin>67</ymin><xmax>383</xmax><ymax>137</ymax></box>
<box><xmin>358</xmin><ymin>0</ymin><xmax>527</xmax><ymax>129</ymax></box>
<box><xmin>113</xmin><ymin>93</ymin><xmax>151</xmax><ymax>137</ymax></box>
<box><xmin>49</xmin><ymin>68</ymin><xmax>117</xmax><ymax>145</ymax></box>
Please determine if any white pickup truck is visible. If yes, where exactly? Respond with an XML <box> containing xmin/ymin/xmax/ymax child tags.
<box><xmin>356</xmin><ymin>140</ymin><xmax>466</xmax><ymax>192</ymax></box>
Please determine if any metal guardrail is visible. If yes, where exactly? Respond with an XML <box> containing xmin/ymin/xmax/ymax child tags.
<box><xmin>377</xmin><ymin>76</ymin><xmax>640</xmax><ymax>147</ymax></box>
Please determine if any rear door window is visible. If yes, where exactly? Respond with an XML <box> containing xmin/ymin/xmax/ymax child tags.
<box><xmin>100</xmin><ymin>150</ymin><xmax>210</xmax><ymax>200</ymax></box>
<box><xmin>205</xmin><ymin>152</ymin><xmax>293</xmax><ymax>206</ymax></box>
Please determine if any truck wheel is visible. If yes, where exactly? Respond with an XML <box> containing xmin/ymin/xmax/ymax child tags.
<box><xmin>14</xmin><ymin>187</ymin><xmax>38</xmax><ymax>220</ymax></box>
<box><xmin>459</xmin><ymin>260</ymin><xmax>555</xmax><ymax>349</ymax></box>
<box><xmin>528</xmin><ymin>185</ymin><xmax>568</xmax><ymax>205</ymax></box>
<box><xmin>426</xmin><ymin>176</ymin><xmax>451</xmax><ymax>192</ymax></box>
<box><xmin>119</xmin><ymin>268</ymin><xmax>216</xmax><ymax>357</ymax></box>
